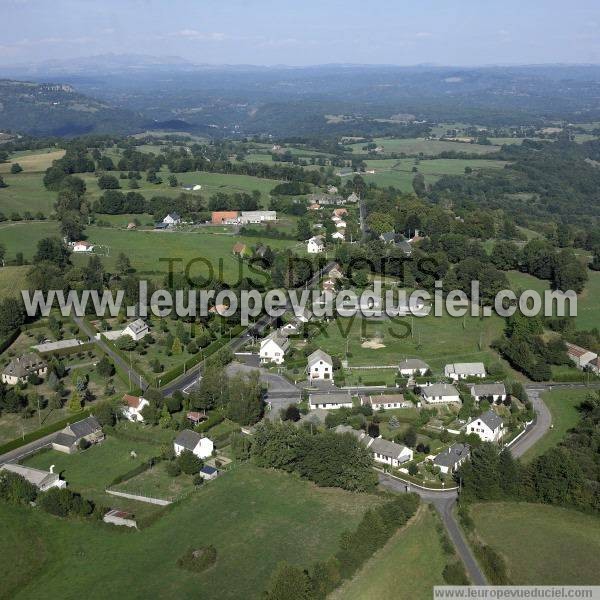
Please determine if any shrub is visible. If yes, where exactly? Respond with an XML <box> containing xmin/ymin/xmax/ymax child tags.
<box><xmin>443</xmin><ymin>561</ymin><xmax>469</xmax><ymax>585</ymax></box>
<box><xmin>178</xmin><ymin>449</ymin><xmax>203</xmax><ymax>474</ymax></box>
<box><xmin>166</xmin><ymin>461</ymin><xmax>182</xmax><ymax>477</ymax></box>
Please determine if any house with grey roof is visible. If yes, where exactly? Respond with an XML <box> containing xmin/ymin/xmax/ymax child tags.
<box><xmin>174</xmin><ymin>429</ymin><xmax>214</xmax><ymax>459</ymax></box>
<box><xmin>1</xmin><ymin>353</ymin><xmax>48</xmax><ymax>386</ymax></box>
<box><xmin>432</xmin><ymin>443</ymin><xmax>471</xmax><ymax>475</ymax></box>
<box><xmin>259</xmin><ymin>331</ymin><xmax>289</xmax><ymax>365</ymax></box>
<box><xmin>466</xmin><ymin>410</ymin><xmax>505</xmax><ymax>442</ymax></box>
<box><xmin>309</xmin><ymin>391</ymin><xmax>352</xmax><ymax>410</ymax></box>
<box><xmin>420</xmin><ymin>383</ymin><xmax>461</xmax><ymax>404</ymax></box>
<box><xmin>469</xmin><ymin>383</ymin><xmax>507</xmax><ymax>403</ymax></box>
<box><xmin>122</xmin><ymin>318</ymin><xmax>149</xmax><ymax>341</ymax></box>
<box><xmin>52</xmin><ymin>415</ymin><xmax>104</xmax><ymax>454</ymax></box>
<box><xmin>361</xmin><ymin>394</ymin><xmax>411</xmax><ymax>410</ymax></box>
<box><xmin>444</xmin><ymin>362</ymin><xmax>486</xmax><ymax>381</ymax></box>
<box><xmin>307</xmin><ymin>349</ymin><xmax>334</xmax><ymax>381</ymax></box>
<box><xmin>0</xmin><ymin>463</ymin><xmax>66</xmax><ymax>491</ymax></box>
<box><xmin>398</xmin><ymin>358</ymin><xmax>430</xmax><ymax>377</ymax></box>
<box><xmin>368</xmin><ymin>437</ymin><xmax>413</xmax><ymax>467</ymax></box>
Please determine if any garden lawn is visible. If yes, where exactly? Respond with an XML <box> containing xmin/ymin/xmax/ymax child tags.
<box><xmin>470</xmin><ymin>502</ymin><xmax>600</xmax><ymax>584</ymax></box>
<box><xmin>4</xmin><ymin>464</ymin><xmax>382</xmax><ymax>600</ymax></box>
<box><xmin>521</xmin><ymin>388</ymin><xmax>589</xmax><ymax>462</ymax></box>
<box><xmin>330</xmin><ymin>506</ymin><xmax>447</xmax><ymax>600</ymax></box>
<box><xmin>304</xmin><ymin>315</ymin><xmax>506</xmax><ymax>374</ymax></box>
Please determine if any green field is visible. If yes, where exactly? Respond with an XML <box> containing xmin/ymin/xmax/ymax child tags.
<box><xmin>331</xmin><ymin>506</ymin><xmax>447</xmax><ymax>600</ymax></box>
<box><xmin>348</xmin><ymin>137</ymin><xmax>500</xmax><ymax>156</ymax></box>
<box><xmin>0</xmin><ymin>266</ymin><xmax>28</xmax><ymax>299</ymax></box>
<box><xmin>522</xmin><ymin>388</ymin><xmax>589</xmax><ymax>462</ymax></box>
<box><xmin>360</xmin><ymin>157</ymin><xmax>506</xmax><ymax>191</ymax></box>
<box><xmin>470</xmin><ymin>502</ymin><xmax>600</xmax><ymax>584</ymax></box>
<box><xmin>304</xmin><ymin>314</ymin><xmax>507</xmax><ymax>374</ymax></box>
<box><xmin>0</xmin><ymin>149</ymin><xmax>65</xmax><ymax>174</ymax></box>
<box><xmin>0</xmin><ymin>173</ymin><xmax>57</xmax><ymax>215</ymax></box>
<box><xmin>1</xmin><ymin>464</ymin><xmax>381</xmax><ymax>599</ymax></box>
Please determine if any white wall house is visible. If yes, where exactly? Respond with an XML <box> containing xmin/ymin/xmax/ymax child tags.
<box><xmin>469</xmin><ymin>383</ymin><xmax>507</xmax><ymax>403</ymax></box>
<box><xmin>309</xmin><ymin>392</ymin><xmax>352</xmax><ymax>410</ymax></box>
<box><xmin>239</xmin><ymin>210</ymin><xmax>277</xmax><ymax>224</ymax></box>
<box><xmin>307</xmin><ymin>235</ymin><xmax>325</xmax><ymax>254</ymax></box>
<box><xmin>163</xmin><ymin>212</ymin><xmax>181</xmax><ymax>226</ymax></box>
<box><xmin>361</xmin><ymin>394</ymin><xmax>411</xmax><ymax>410</ymax></box>
<box><xmin>174</xmin><ymin>430</ymin><xmax>214</xmax><ymax>459</ymax></box>
<box><xmin>122</xmin><ymin>394</ymin><xmax>149</xmax><ymax>422</ymax></box>
<box><xmin>432</xmin><ymin>443</ymin><xmax>470</xmax><ymax>475</ymax></box>
<box><xmin>398</xmin><ymin>358</ymin><xmax>430</xmax><ymax>377</ymax></box>
<box><xmin>307</xmin><ymin>349</ymin><xmax>333</xmax><ymax>381</ymax></box>
<box><xmin>259</xmin><ymin>332</ymin><xmax>290</xmax><ymax>365</ymax></box>
<box><xmin>367</xmin><ymin>437</ymin><xmax>413</xmax><ymax>467</ymax></box>
<box><xmin>332</xmin><ymin>231</ymin><xmax>345</xmax><ymax>241</ymax></box>
<box><xmin>420</xmin><ymin>383</ymin><xmax>461</xmax><ymax>404</ymax></box>
<box><xmin>0</xmin><ymin>464</ymin><xmax>66</xmax><ymax>491</ymax></box>
<box><xmin>466</xmin><ymin>410</ymin><xmax>505</xmax><ymax>442</ymax></box>
<box><xmin>566</xmin><ymin>342</ymin><xmax>597</xmax><ymax>369</ymax></box>
<box><xmin>444</xmin><ymin>362</ymin><xmax>486</xmax><ymax>381</ymax></box>
<box><xmin>71</xmin><ymin>241</ymin><xmax>95</xmax><ymax>253</ymax></box>
<box><xmin>122</xmin><ymin>318</ymin><xmax>149</xmax><ymax>341</ymax></box>
<box><xmin>1</xmin><ymin>353</ymin><xmax>48</xmax><ymax>386</ymax></box>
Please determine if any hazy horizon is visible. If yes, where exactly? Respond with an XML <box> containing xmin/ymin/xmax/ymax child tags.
<box><xmin>2</xmin><ymin>0</ymin><xmax>600</xmax><ymax>67</ymax></box>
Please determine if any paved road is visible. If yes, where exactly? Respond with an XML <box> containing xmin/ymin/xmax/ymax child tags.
<box><xmin>0</xmin><ymin>432</ymin><xmax>56</xmax><ymax>465</ymax></box>
<box><xmin>509</xmin><ymin>388</ymin><xmax>551</xmax><ymax>458</ymax></box>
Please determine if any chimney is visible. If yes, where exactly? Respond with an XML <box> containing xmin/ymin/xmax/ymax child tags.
<box><xmin>49</xmin><ymin>465</ymin><xmax>55</xmax><ymax>474</ymax></box>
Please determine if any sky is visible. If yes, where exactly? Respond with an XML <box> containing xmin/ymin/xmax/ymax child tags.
<box><xmin>1</xmin><ymin>0</ymin><xmax>600</xmax><ymax>66</ymax></box>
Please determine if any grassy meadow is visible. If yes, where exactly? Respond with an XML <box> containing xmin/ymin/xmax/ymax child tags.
<box><xmin>1</xmin><ymin>464</ymin><xmax>381</xmax><ymax>600</ymax></box>
<box><xmin>348</xmin><ymin>137</ymin><xmax>501</xmax><ymax>156</ymax></box>
<box><xmin>470</xmin><ymin>503</ymin><xmax>600</xmax><ymax>584</ymax></box>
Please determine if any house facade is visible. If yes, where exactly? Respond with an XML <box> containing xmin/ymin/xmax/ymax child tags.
<box><xmin>52</xmin><ymin>416</ymin><xmax>104</xmax><ymax>454</ymax></box>
<box><xmin>361</xmin><ymin>394</ymin><xmax>411</xmax><ymax>410</ymax></box>
<box><xmin>469</xmin><ymin>383</ymin><xmax>507</xmax><ymax>403</ymax></box>
<box><xmin>307</xmin><ymin>349</ymin><xmax>333</xmax><ymax>381</ymax></box>
<box><xmin>163</xmin><ymin>212</ymin><xmax>181</xmax><ymax>226</ymax></box>
<box><xmin>432</xmin><ymin>443</ymin><xmax>471</xmax><ymax>475</ymax></box>
<box><xmin>71</xmin><ymin>241</ymin><xmax>94</xmax><ymax>253</ymax></box>
<box><xmin>122</xmin><ymin>394</ymin><xmax>149</xmax><ymax>422</ymax></box>
<box><xmin>566</xmin><ymin>342</ymin><xmax>597</xmax><ymax>369</ymax></box>
<box><xmin>259</xmin><ymin>333</ymin><xmax>290</xmax><ymax>365</ymax></box>
<box><xmin>0</xmin><ymin>464</ymin><xmax>66</xmax><ymax>491</ymax></box>
<box><xmin>1</xmin><ymin>353</ymin><xmax>48</xmax><ymax>385</ymax></box>
<box><xmin>174</xmin><ymin>430</ymin><xmax>214</xmax><ymax>459</ymax></box>
<box><xmin>122</xmin><ymin>318</ymin><xmax>149</xmax><ymax>341</ymax></box>
<box><xmin>398</xmin><ymin>358</ymin><xmax>430</xmax><ymax>377</ymax></box>
<box><xmin>368</xmin><ymin>437</ymin><xmax>413</xmax><ymax>467</ymax></box>
<box><xmin>420</xmin><ymin>383</ymin><xmax>461</xmax><ymax>404</ymax></box>
<box><xmin>307</xmin><ymin>235</ymin><xmax>325</xmax><ymax>254</ymax></box>
<box><xmin>466</xmin><ymin>410</ymin><xmax>505</xmax><ymax>442</ymax></box>
<box><xmin>309</xmin><ymin>392</ymin><xmax>352</xmax><ymax>410</ymax></box>
<box><xmin>444</xmin><ymin>362</ymin><xmax>486</xmax><ymax>381</ymax></box>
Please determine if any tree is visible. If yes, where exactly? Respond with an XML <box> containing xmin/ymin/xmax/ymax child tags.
<box><xmin>282</xmin><ymin>404</ymin><xmax>301</xmax><ymax>422</ymax></box>
<box><xmin>93</xmin><ymin>402</ymin><xmax>115</xmax><ymax>427</ymax></box>
<box><xmin>172</xmin><ymin>337</ymin><xmax>183</xmax><ymax>354</ymax></box>
<box><xmin>97</xmin><ymin>174</ymin><xmax>120</xmax><ymax>190</ymax></box>
<box><xmin>34</xmin><ymin>237</ymin><xmax>70</xmax><ymax>268</ymax></box>
<box><xmin>412</xmin><ymin>173</ymin><xmax>426</xmax><ymax>197</ymax></box>
<box><xmin>178</xmin><ymin>449</ymin><xmax>203</xmax><ymax>474</ymax></box>
<box><xmin>116</xmin><ymin>252</ymin><xmax>131</xmax><ymax>275</ymax></box>
<box><xmin>0</xmin><ymin>297</ymin><xmax>25</xmax><ymax>336</ymax></box>
<box><xmin>264</xmin><ymin>562</ymin><xmax>311</xmax><ymax>600</ymax></box>
<box><xmin>0</xmin><ymin>175</ymin><xmax>7</xmax><ymax>188</ymax></box>
<box><xmin>96</xmin><ymin>356</ymin><xmax>115</xmax><ymax>378</ymax></box>
<box><xmin>296</xmin><ymin>216</ymin><xmax>312</xmax><ymax>241</ymax></box>
<box><xmin>402</xmin><ymin>427</ymin><xmax>417</xmax><ymax>448</ymax></box>
<box><xmin>168</xmin><ymin>174</ymin><xmax>178</xmax><ymax>187</ymax></box>
<box><xmin>10</xmin><ymin>163</ymin><xmax>22</xmax><ymax>174</ymax></box>
<box><xmin>68</xmin><ymin>391</ymin><xmax>82</xmax><ymax>412</ymax></box>
<box><xmin>227</xmin><ymin>370</ymin><xmax>263</xmax><ymax>425</ymax></box>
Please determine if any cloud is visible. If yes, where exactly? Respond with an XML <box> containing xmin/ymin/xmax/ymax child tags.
<box><xmin>169</xmin><ymin>29</ymin><xmax>228</xmax><ymax>41</ymax></box>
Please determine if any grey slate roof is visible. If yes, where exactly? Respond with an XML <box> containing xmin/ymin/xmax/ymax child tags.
<box><xmin>2</xmin><ymin>353</ymin><xmax>47</xmax><ymax>378</ymax></box>
<box><xmin>433</xmin><ymin>443</ymin><xmax>471</xmax><ymax>468</ymax></box>
<box><xmin>68</xmin><ymin>416</ymin><xmax>101</xmax><ymax>440</ymax></box>
<box><xmin>421</xmin><ymin>383</ymin><xmax>459</xmax><ymax>398</ymax></box>
<box><xmin>1</xmin><ymin>463</ymin><xmax>59</xmax><ymax>489</ymax></box>
<box><xmin>174</xmin><ymin>429</ymin><xmax>202</xmax><ymax>450</ymax></box>
<box><xmin>126</xmin><ymin>319</ymin><xmax>147</xmax><ymax>335</ymax></box>
<box><xmin>471</xmin><ymin>409</ymin><xmax>504</xmax><ymax>431</ymax></box>
<box><xmin>369</xmin><ymin>437</ymin><xmax>409</xmax><ymax>459</ymax></box>
<box><xmin>309</xmin><ymin>392</ymin><xmax>351</xmax><ymax>406</ymax></box>
<box><xmin>307</xmin><ymin>349</ymin><xmax>332</xmax><ymax>368</ymax></box>
<box><xmin>470</xmin><ymin>383</ymin><xmax>506</xmax><ymax>397</ymax></box>
<box><xmin>53</xmin><ymin>432</ymin><xmax>77</xmax><ymax>448</ymax></box>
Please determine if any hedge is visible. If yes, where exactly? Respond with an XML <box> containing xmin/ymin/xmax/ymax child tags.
<box><xmin>0</xmin><ymin>328</ymin><xmax>20</xmax><ymax>355</ymax></box>
<box><xmin>108</xmin><ymin>456</ymin><xmax>162</xmax><ymax>487</ymax></box>
<box><xmin>195</xmin><ymin>412</ymin><xmax>225</xmax><ymax>433</ymax></box>
<box><xmin>0</xmin><ymin>409</ymin><xmax>91</xmax><ymax>456</ymax></box>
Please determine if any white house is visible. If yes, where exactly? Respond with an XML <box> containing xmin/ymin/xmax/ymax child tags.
<box><xmin>259</xmin><ymin>332</ymin><xmax>290</xmax><ymax>365</ymax></box>
<box><xmin>307</xmin><ymin>235</ymin><xmax>325</xmax><ymax>254</ymax></box>
<box><xmin>335</xmin><ymin>220</ymin><xmax>347</xmax><ymax>229</ymax></box>
<box><xmin>469</xmin><ymin>383</ymin><xmax>507</xmax><ymax>403</ymax></box>
<box><xmin>239</xmin><ymin>210</ymin><xmax>277</xmax><ymax>224</ymax></box>
<box><xmin>589</xmin><ymin>357</ymin><xmax>600</xmax><ymax>375</ymax></box>
<box><xmin>361</xmin><ymin>394</ymin><xmax>411</xmax><ymax>410</ymax></box>
<box><xmin>122</xmin><ymin>318</ymin><xmax>149</xmax><ymax>341</ymax></box>
<box><xmin>1</xmin><ymin>353</ymin><xmax>48</xmax><ymax>385</ymax></box>
<box><xmin>163</xmin><ymin>212</ymin><xmax>181</xmax><ymax>226</ymax></box>
<box><xmin>122</xmin><ymin>394</ymin><xmax>149</xmax><ymax>422</ymax></box>
<box><xmin>398</xmin><ymin>358</ymin><xmax>430</xmax><ymax>377</ymax></box>
<box><xmin>332</xmin><ymin>231</ymin><xmax>345</xmax><ymax>241</ymax></box>
<box><xmin>346</xmin><ymin>192</ymin><xmax>359</xmax><ymax>203</ymax></box>
<box><xmin>280</xmin><ymin>322</ymin><xmax>301</xmax><ymax>336</ymax></box>
<box><xmin>307</xmin><ymin>349</ymin><xmax>333</xmax><ymax>381</ymax></box>
<box><xmin>174</xmin><ymin>430</ymin><xmax>214</xmax><ymax>459</ymax></box>
<box><xmin>466</xmin><ymin>410</ymin><xmax>505</xmax><ymax>442</ymax></box>
<box><xmin>52</xmin><ymin>416</ymin><xmax>104</xmax><ymax>454</ymax></box>
<box><xmin>71</xmin><ymin>241</ymin><xmax>95</xmax><ymax>253</ymax></box>
<box><xmin>367</xmin><ymin>437</ymin><xmax>413</xmax><ymax>467</ymax></box>
<box><xmin>309</xmin><ymin>391</ymin><xmax>352</xmax><ymax>410</ymax></box>
<box><xmin>444</xmin><ymin>362</ymin><xmax>486</xmax><ymax>381</ymax></box>
<box><xmin>432</xmin><ymin>443</ymin><xmax>470</xmax><ymax>475</ymax></box>
<box><xmin>420</xmin><ymin>383</ymin><xmax>461</xmax><ymax>404</ymax></box>
<box><xmin>566</xmin><ymin>342</ymin><xmax>597</xmax><ymax>369</ymax></box>
<box><xmin>0</xmin><ymin>463</ymin><xmax>66</xmax><ymax>491</ymax></box>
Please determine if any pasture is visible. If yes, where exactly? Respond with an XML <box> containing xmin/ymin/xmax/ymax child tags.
<box><xmin>0</xmin><ymin>464</ymin><xmax>381</xmax><ymax>599</ymax></box>
<box><xmin>0</xmin><ymin>149</ymin><xmax>65</xmax><ymax>174</ymax></box>
<box><xmin>330</xmin><ymin>506</ymin><xmax>447</xmax><ymax>600</ymax></box>
<box><xmin>470</xmin><ymin>502</ymin><xmax>600</xmax><ymax>584</ymax></box>
<box><xmin>0</xmin><ymin>266</ymin><xmax>28</xmax><ymax>300</ymax></box>
<box><xmin>0</xmin><ymin>173</ymin><xmax>57</xmax><ymax>215</ymax></box>
<box><xmin>348</xmin><ymin>137</ymin><xmax>500</xmax><ymax>156</ymax></box>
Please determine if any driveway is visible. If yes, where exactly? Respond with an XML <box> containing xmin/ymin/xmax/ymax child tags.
<box><xmin>509</xmin><ymin>387</ymin><xmax>552</xmax><ymax>458</ymax></box>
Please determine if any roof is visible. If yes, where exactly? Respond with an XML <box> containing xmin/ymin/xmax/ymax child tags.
<box><xmin>123</xmin><ymin>394</ymin><xmax>145</xmax><ymax>409</ymax></box>
<box><xmin>307</xmin><ymin>349</ymin><xmax>333</xmax><ymax>367</ymax></box>
<box><xmin>308</xmin><ymin>235</ymin><xmax>325</xmax><ymax>245</ymax></box>
<box><xmin>365</xmin><ymin>394</ymin><xmax>406</xmax><ymax>406</ymax></box>
<box><xmin>566</xmin><ymin>342</ymin><xmax>595</xmax><ymax>358</ymax></box>
<box><xmin>232</xmin><ymin>242</ymin><xmax>247</xmax><ymax>254</ymax></box>
<box><xmin>433</xmin><ymin>443</ymin><xmax>471</xmax><ymax>468</ymax></box>
<box><xmin>369</xmin><ymin>437</ymin><xmax>409</xmax><ymax>459</ymax></box>
<box><xmin>32</xmin><ymin>339</ymin><xmax>83</xmax><ymax>353</ymax></box>
<box><xmin>174</xmin><ymin>429</ymin><xmax>203</xmax><ymax>451</ymax></box>
<box><xmin>125</xmin><ymin>318</ymin><xmax>147</xmax><ymax>334</ymax></box>
<box><xmin>154</xmin><ymin>222</ymin><xmax>169</xmax><ymax>229</ymax></box>
<box><xmin>2</xmin><ymin>353</ymin><xmax>47</xmax><ymax>378</ymax></box>
<box><xmin>261</xmin><ymin>331</ymin><xmax>289</xmax><ymax>350</ymax></box>
<box><xmin>67</xmin><ymin>416</ymin><xmax>102</xmax><ymax>440</ymax></box>
<box><xmin>1</xmin><ymin>463</ymin><xmax>59</xmax><ymax>488</ymax></box>
<box><xmin>53</xmin><ymin>432</ymin><xmax>77</xmax><ymax>448</ymax></box>
<box><xmin>422</xmin><ymin>383</ymin><xmax>459</xmax><ymax>398</ymax></box>
<box><xmin>445</xmin><ymin>362</ymin><xmax>486</xmax><ymax>376</ymax></box>
<box><xmin>309</xmin><ymin>392</ymin><xmax>352</xmax><ymax>406</ymax></box>
<box><xmin>470</xmin><ymin>383</ymin><xmax>506</xmax><ymax>397</ymax></box>
<box><xmin>398</xmin><ymin>358</ymin><xmax>430</xmax><ymax>370</ymax></box>
<box><xmin>380</xmin><ymin>231</ymin><xmax>396</xmax><ymax>243</ymax></box>
<box><xmin>187</xmin><ymin>411</ymin><xmax>207</xmax><ymax>422</ymax></box>
<box><xmin>470</xmin><ymin>409</ymin><xmax>504</xmax><ymax>431</ymax></box>
<box><xmin>200</xmin><ymin>465</ymin><xmax>218</xmax><ymax>475</ymax></box>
